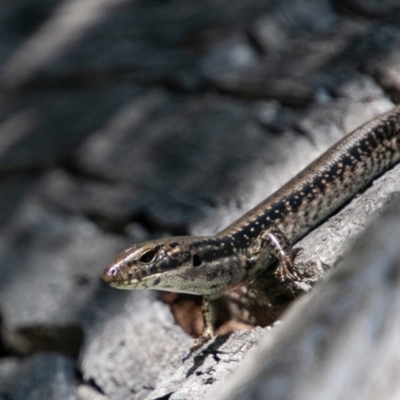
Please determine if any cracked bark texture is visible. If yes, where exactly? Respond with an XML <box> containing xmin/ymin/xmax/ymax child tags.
<box><xmin>0</xmin><ymin>1</ymin><xmax>400</xmax><ymax>399</ymax></box>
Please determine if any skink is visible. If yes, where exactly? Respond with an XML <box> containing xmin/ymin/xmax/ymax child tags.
<box><xmin>103</xmin><ymin>105</ymin><xmax>400</xmax><ymax>358</ymax></box>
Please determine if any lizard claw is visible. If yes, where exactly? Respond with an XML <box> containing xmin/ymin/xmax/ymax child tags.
<box><xmin>275</xmin><ymin>247</ymin><xmax>302</xmax><ymax>281</ymax></box>
<box><xmin>182</xmin><ymin>332</ymin><xmax>213</xmax><ymax>362</ymax></box>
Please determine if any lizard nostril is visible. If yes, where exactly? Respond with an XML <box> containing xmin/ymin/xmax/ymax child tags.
<box><xmin>102</xmin><ymin>263</ymin><xmax>122</xmax><ymax>285</ymax></box>
<box><xmin>109</xmin><ymin>266</ymin><xmax>118</xmax><ymax>276</ymax></box>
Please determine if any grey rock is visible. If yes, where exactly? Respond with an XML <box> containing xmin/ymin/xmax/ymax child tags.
<box><xmin>0</xmin><ymin>84</ymin><xmax>144</xmax><ymax>171</ymax></box>
<box><xmin>80</xmin><ymin>291</ymin><xmax>191</xmax><ymax>400</ymax></box>
<box><xmin>75</xmin><ymin>92</ymin><xmax>274</xmax><ymax>228</ymax></box>
<box><xmin>0</xmin><ymin>195</ymin><xmax>129</xmax><ymax>327</ymax></box>
<box><xmin>0</xmin><ymin>354</ymin><xmax>77</xmax><ymax>400</ymax></box>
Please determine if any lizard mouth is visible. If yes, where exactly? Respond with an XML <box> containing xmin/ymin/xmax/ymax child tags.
<box><xmin>102</xmin><ymin>259</ymin><xmax>159</xmax><ymax>290</ymax></box>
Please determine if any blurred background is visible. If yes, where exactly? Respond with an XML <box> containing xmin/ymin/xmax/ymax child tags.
<box><xmin>0</xmin><ymin>0</ymin><xmax>400</xmax><ymax>399</ymax></box>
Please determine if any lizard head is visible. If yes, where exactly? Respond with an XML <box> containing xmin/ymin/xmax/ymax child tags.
<box><xmin>103</xmin><ymin>237</ymin><xmax>206</xmax><ymax>294</ymax></box>
<box><xmin>102</xmin><ymin>235</ymin><xmax>242</xmax><ymax>296</ymax></box>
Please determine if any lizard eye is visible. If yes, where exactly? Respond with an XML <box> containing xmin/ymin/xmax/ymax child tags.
<box><xmin>138</xmin><ymin>250</ymin><xmax>156</xmax><ymax>264</ymax></box>
<box><xmin>192</xmin><ymin>254</ymin><xmax>202</xmax><ymax>267</ymax></box>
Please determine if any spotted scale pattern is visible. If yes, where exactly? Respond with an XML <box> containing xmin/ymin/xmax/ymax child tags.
<box><xmin>104</xmin><ymin>106</ymin><xmax>400</xmax><ymax>296</ymax></box>
<box><xmin>218</xmin><ymin>107</ymin><xmax>400</xmax><ymax>246</ymax></box>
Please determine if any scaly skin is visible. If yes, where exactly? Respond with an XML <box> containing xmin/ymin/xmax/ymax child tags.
<box><xmin>103</xmin><ymin>106</ymin><xmax>400</xmax><ymax>358</ymax></box>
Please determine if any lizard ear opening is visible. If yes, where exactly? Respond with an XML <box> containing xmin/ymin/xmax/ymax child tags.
<box><xmin>192</xmin><ymin>254</ymin><xmax>202</xmax><ymax>267</ymax></box>
<box><xmin>138</xmin><ymin>250</ymin><xmax>156</xmax><ymax>264</ymax></box>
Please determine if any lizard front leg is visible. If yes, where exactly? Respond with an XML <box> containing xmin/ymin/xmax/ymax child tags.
<box><xmin>183</xmin><ymin>295</ymin><xmax>216</xmax><ymax>361</ymax></box>
<box><xmin>257</xmin><ymin>227</ymin><xmax>302</xmax><ymax>281</ymax></box>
